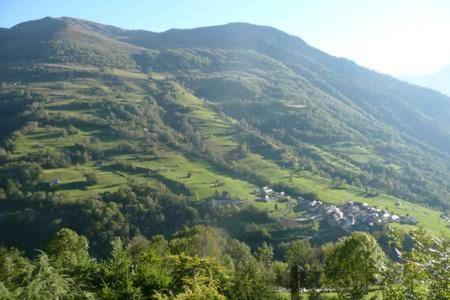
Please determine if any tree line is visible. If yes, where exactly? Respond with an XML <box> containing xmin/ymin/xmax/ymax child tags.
<box><xmin>0</xmin><ymin>225</ymin><xmax>447</xmax><ymax>299</ymax></box>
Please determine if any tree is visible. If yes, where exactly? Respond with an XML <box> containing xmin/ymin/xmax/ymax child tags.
<box><xmin>155</xmin><ymin>276</ymin><xmax>226</xmax><ymax>300</ymax></box>
<box><xmin>284</xmin><ymin>240</ymin><xmax>315</xmax><ymax>270</ymax></box>
<box><xmin>21</xmin><ymin>253</ymin><xmax>77</xmax><ymax>299</ymax></box>
<box><xmin>44</xmin><ymin>228</ymin><xmax>97</xmax><ymax>294</ymax></box>
<box><xmin>67</xmin><ymin>125</ymin><xmax>79</xmax><ymax>135</ymax></box>
<box><xmin>271</xmin><ymin>261</ymin><xmax>289</xmax><ymax>287</ymax></box>
<box><xmin>241</xmin><ymin>223</ymin><xmax>271</xmax><ymax>243</ymax></box>
<box><xmin>324</xmin><ymin>232</ymin><xmax>386</xmax><ymax>299</ymax></box>
<box><xmin>170</xmin><ymin>226</ymin><xmax>227</xmax><ymax>259</ymax></box>
<box><xmin>0</xmin><ymin>247</ymin><xmax>34</xmax><ymax>292</ymax></box>
<box><xmin>168</xmin><ymin>254</ymin><xmax>228</xmax><ymax>296</ymax></box>
<box><xmin>0</xmin><ymin>147</ymin><xmax>9</xmax><ymax>163</ymax></box>
<box><xmin>98</xmin><ymin>239</ymin><xmax>143</xmax><ymax>299</ymax></box>
<box><xmin>0</xmin><ymin>282</ymin><xmax>15</xmax><ymax>299</ymax></box>
<box><xmin>85</xmin><ymin>172</ymin><xmax>99</xmax><ymax>185</ymax></box>
<box><xmin>226</xmin><ymin>239</ymin><xmax>276</xmax><ymax>299</ymax></box>
<box><xmin>255</xmin><ymin>242</ymin><xmax>274</xmax><ymax>268</ymax></box>
<box><xmin>45</xmin><ymin>228</ymin><xmax>89</xmax><ymax>267</ymax></box>
<box><xmin>238</xmin><ymin>142</ymin><xmax>250</xmax><ymax>158</ymax></box>
<box><xmin>285</xmin><ymin>240</ymin><xmax>322</xmax><ymax>292</ymax></box>
<box><xmin>382</xmin><ymin>227</ymin><xmax>450</xmax><ymax>300</ymax></box>
<box><xmin>135</xmin><ymin>245</ymin><xmax>172</xmax><ymax>295</ymax></box>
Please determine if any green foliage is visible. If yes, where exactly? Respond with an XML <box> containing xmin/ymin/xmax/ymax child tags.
<box><xmin>271</xmin><ymin>260</ymin><xmax>289</xmax><ymax>287</ymax></box>
<box><xmin>167</xmin><ymin>254</ymin><xmax>229</xmax><ymax>295</ymax></box>
<box><xmin>170</xmin><ymin>226</ymin><xmax>228</xmax><ymax>258</ymax></box>
<box><xmin>153</xmin><ymin>49</ymin><xmax>212</xmax><ymax>71</ymax></box>
<box><xmin>241</xmin><ymin>222</ymin><xmax>272</xmax><ymax>243</ymax></box>
<box><xmin>27</xmin><ymin>150</ymin><xmax>71</xmax><ymax>168</ymax></box>
<box><xmin>0</xmin><ymin>247</ymin><xmax>34</xmax><ymax>292</ymax></box>
<box><xmin>382</xmin><ymin>227</ymin><xmax>450</xmax><ymax>300</ymax></box>
<box><xmin>0</xmin><ymin>225</ymin><xmax>448</xmax><ymax>299</ymax></box>
<box><xmin>155</xmin><ymin>278</ymin><xmax>226</xmax><ymax>300</ymax></box>
<box><xmin>45</xmin><ymin>228</ymin><xmax>89</xmax><ymax>267</ymax></box>
<box><xmin>0</xmin><ymin>147</ymin><xmax>10</xmax><ymax>163</ymax></box>
<box><xmin>22</xmin><ymin>253</ymin><xmax>83</xmax><ymax>299</ymax></box>
<box><xmin>135</xmin><ymin>243</ymin><xmax>172</xmax><ymax>295</ymax></box>
<box><xmin>226</xmin><ymin>239</ymin><xmax>277</xmax><ymax>299</ymax></box>
<box><xmin>98</xmin><ymin>239</ymin><xmax>143</xmax><ymax>299</ymax></box>
<box><xmin>324</xmin><ymin>232</ymin><xmax>386</xmax><ymax>299</ymax></box>
<box><xmin>284</xmin><ymin>239</ymin><xmax>323</xmax><ymax>290</ymax></box>
<box><xmin>1</xmin><ymin>17</ymin><xmax>450</xmax><ymax>299</ymax></box>
<box><xmin>0</xmin><ymin>227</ymin><xmax>277</xmax><ymax>299</ymax></box>
<box><xmin>284</xmin><ymin>240</ymin><xmax>315</xmax><ymax>269</ymax></box>
<box><xmin>2</xmin><ymin>18</ymin><xmax>450</xmax><ymax>212</ymax></box>
<box><xmin>84</xmin><ymin>171</ymin><xmax>99</xmax><ymax>185</ymax></box>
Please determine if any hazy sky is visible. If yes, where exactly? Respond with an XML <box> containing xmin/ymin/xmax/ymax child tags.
<box><xmin>1</xmin><ymin>0</ymin><xmax>449</xmax><ymax>76</ymax></box>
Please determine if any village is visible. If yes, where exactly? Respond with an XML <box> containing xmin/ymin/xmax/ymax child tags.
<box><xmin>255</xmin><ymin>186</ymin><xmax>417</xmax><ymax>233</ymax></box>
<box><xmin>255</xmin><ymin>186</ymin><xmax>291</xmax><ymax>202</ymax></box>
<box><xmin>46</xmin><ymin>176</ymin><xmax>423</xmax><ymax>233</ymax></box>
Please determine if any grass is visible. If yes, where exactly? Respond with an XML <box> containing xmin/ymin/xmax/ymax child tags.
<box><xmin>239</xmin><ymin>153</ymin><xmax>449</xmax><ymax>235</ymax></box>
<box><xmin>307</xmin><ymin>144</ymin><xmax>362</xmax><ymax>173</ymax></box>
<box><xmin>115</xmin><ymin>151</ymin><xmax>256</xmax><ymax>200</ymax></box>
<box><xmin>172</xmin><ymin>85</ymin><xmax>240</xmax><ymax>156</ymax></box>
<box><xmin>16</xmin><ymin>130</ymin><xmax>257</xmax><ymax>199</ymax></box>
<box><xmin>40</xmin><ymin>164</ymin><xmax>130</xmax><ymax>197</ymax></box>
<box><xmin>9</xmin><ymin>64</ymin><xmax>448</xmax><ymax>237</ymax></box>
<box><xmin>331</xmin><ymin>142</ymin><xmax>377</xmax><ymax>164</ymax></box>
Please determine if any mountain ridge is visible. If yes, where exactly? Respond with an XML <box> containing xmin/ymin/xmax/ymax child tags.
<box><xmin>0</xmin><ymin>16</ymin><xmax>449</xmax><ymax>217</ymax></box>
<box><xmin>0</xmin><ymin>15</ymin><xmax>448</xmax><ymax>299</ymax></box>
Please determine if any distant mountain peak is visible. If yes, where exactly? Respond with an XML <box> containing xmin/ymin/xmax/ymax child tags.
<box><xmin>57</xmin><ymin>16</ymin><xmax>126</xmax><ymax>37</ymax></box>
<box><xmin>10</xmin><ymin>16</ymin><xmax>67</xmax><ymax>32</ymax></box>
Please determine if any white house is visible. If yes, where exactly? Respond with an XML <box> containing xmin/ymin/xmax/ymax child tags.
<box><xmin>49</xmin><ymin>178</ymin><xmax>60</xmax><ymax>188</ymax></box>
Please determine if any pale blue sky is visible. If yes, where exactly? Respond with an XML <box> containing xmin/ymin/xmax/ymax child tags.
<box><xmin>1</xmin><ymin>0</ymin><xmax>449</xmax><ymax>75</ymax></box>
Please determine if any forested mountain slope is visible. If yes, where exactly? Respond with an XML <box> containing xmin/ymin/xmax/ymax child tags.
<box><xmin>0</xmin><ymin>17</ymin><xmax>448</xmax><ymax>255</ymax></box>
<box><xmin>108</xmin><ymin>19</ymin><xmax>450</xmax><ymax>209</ymax></box>
<box><xmin>120</xmin><ymin>22</ymin><xmax>450</xmax><ymax>154</ymax></box>
<box><xmin>0</xmin><ymin>17</ymin><xmax>140</xmax><ymax>68</ymax></box>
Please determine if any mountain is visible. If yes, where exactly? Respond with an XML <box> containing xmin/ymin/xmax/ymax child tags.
<box><xmin>4</xmin><ymin>18</ymin><xmax>450</xmax><ymax>153</ymax></box>
<box><xmin>0</xmin><ymin>17</ymin><xmax>448</xmax><ymax>255</ymax></box>
<box><xmin>401</xmin><ymin>65</ymin><xmax>450</xmax><ymax>97</ymax></box>
<box><xmin>134</xmin><ymin>22</ymin><xmax>450</xmax><ymax>154</ymax></box>
<box><xmin>0</xmin><ymin>17</ymin><xmax>141</xmax><ymax>68</ymax></box>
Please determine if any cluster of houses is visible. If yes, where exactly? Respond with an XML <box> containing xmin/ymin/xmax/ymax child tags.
<box><xmin>254</xmin><ymin>186</ymin><xmax>419</xmax><ymax>233</ymax></box>
<box><xmin>255</xmin><ymin>186</ymin><xmax>290</xmax><ymax>202</ymax></box>
<box><xmin>300</xmin><ymin>198</ymin><xmax>417</xmax><ymax>232</ymax></box>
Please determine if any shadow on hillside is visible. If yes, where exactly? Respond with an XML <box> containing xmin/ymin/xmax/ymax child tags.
<box><xmin>147</xmin><ymin>173</ymin><xmax>193</xmax><ymax>197</ymax></box>
<box><xmin>58</xmin><ymin>181</ymin><xmax>88</xmax><ymax>190</ymax></box>
<box><xmin>356</xmin><ymin>191</ymin><xmax>380</xmax><ymax>198</ymax></box>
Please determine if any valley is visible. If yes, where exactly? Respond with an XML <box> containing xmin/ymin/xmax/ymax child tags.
<box><xmin>0</xmin><ymin>15</ymin><xmax>449</xmax><ymax>299</ymax></box>
<box><xmin>2</xmin><ymin>62</ymin><xmax>447</xmax><ymax>237</ymax></box>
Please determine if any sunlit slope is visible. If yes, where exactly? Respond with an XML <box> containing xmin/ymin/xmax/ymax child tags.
<box><xmin>4</xmin><ymin>64</ymin><xmax>447</xmax><ymax>235</ymax></box>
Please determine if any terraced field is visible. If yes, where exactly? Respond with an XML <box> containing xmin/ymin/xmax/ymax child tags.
<box><xmin>6</xmin><ymin>64</ymin><xmax>449</xmax><ymax>237</ymax></box>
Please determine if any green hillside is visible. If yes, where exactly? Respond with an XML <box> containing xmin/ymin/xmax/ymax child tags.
<box><xmin>0</xmin><ymin>63</ymin><xmax>447</xmax><ymax>235</ymax></box>
<box><xmin>0</xmin><ymin>18</ymin><xmax>448</xmax><ymax>258</ymax></box>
